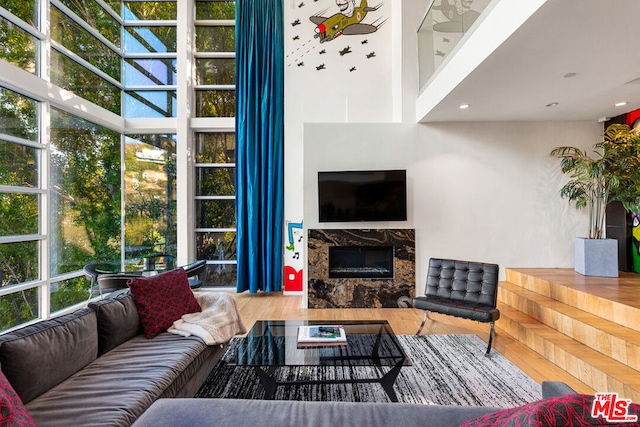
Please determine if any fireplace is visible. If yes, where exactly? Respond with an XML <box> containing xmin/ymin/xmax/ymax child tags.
<box><xmin>329</xmin><ymin>246</ymin><xmax>394</xmax><ymax>279</ymax></box>
<box><xmin>307</xmin><ymin>229</ymin><xmax>415</xmax><ymax>308</ymax></box>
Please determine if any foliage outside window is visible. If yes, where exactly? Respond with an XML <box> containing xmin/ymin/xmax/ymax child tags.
<box><xmin>50</xmin><ymin>6</ymin><xmax>121</xmax><ymax>81</ymax></box>
<box><xmin>0</xmin><ymin>86</ymin><xmax>38</xmax><ymax>141</ymax></box>
<box><xmin>102</xmin><ymin>0</ymin><xmax>121</xmax><ymax>15</ymax></box>
<box><xmin>0</xmin><ymin>141</ymin><xmax>37</xmax><ymax>187</ymax></box>
<box><xmin>0</xmin><ymin>0</ymin><xmax>38</xmax><ymax>27</ymax></box>
<box><xmin>195</xmin><ymin>90</ymin><xmax>235</xmax><ymax>118</ymax></box>
<box><xmin>124</xmin><ymin>1</ymin><xmax>177</xmax><ymax>21</ymax></box>
<box><xmin>195</xmin><ymin>58</ymin><xmax>235</xmax><ymax>86</ymax></box>
<box><xmin>0</xmin><ymin>287</ymin><xmax>38</xmax><ymax>330</ymax></box>
<box><xmin>50</xmin><ymin>50</ymin><xmax>121</xmax><ymax>115</ymax></box>
<box><xmin>124</xmin><ymin>134</ymin><xmax>177</xmax><ymax>262</ymax></box>
<box><xmin>196</xmin><ymin>1</ymin><xmax>235</xmax><ymax>20</ymax></box>
<box><xmin>50</xmin><ymin>108</ymin><xmax>121</xmax><ymax>308</ymax></box>
<box><xmin>0</xmin><ymin>86</ymin><xmax>40</xmax><ymax>331</ymax></box>
<box><xmin>0</xmin><ymin>17</ymin><xmax>37</xmax><ymax>74</ymax></box>
<box><xmin>196</xmin><ymin>26</ymin><xmax>235</xmax><ymax>52</ymax></box>
<box><xmin>57</xmin><ymin>0</ymin><xmax>121</xmax><ymax>46</ymax></box>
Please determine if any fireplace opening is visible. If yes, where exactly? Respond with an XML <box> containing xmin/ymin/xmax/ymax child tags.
<box><xmin>328</xmin><ymin>246</ymin><xmax>394</xmax><ymax>279</ymax></box>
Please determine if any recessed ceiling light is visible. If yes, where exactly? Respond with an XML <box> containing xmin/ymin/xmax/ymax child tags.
<box><xmin>459</xmin><ymin>104</ymin><xmax>470</xmax><ymax>109</ymax></box>
<box><xmin>546</xmin><ymin>102</ymin><xmax>559</xmax><ymax>107</ymax></box>
<box><xmin>615</xmin><ymin>101</ymin><xmax>628</xmax><ymax>107</ymax></box>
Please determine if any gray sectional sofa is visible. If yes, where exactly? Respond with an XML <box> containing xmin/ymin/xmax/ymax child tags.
<box><xmin>0</xmin><ymin>290</ymin><xmax>227</xmax><ymax>427</ymax></box>
<box><xmin>0</xmin><ymin>289</ymin><xmax>592</xmax><ymax>427</ymax></box>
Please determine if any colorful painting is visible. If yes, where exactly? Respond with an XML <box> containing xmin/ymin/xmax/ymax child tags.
<box><xmin>284</xmin><ymin>220</ymin><xmax>304</xmax><ymax>292</ymax></box>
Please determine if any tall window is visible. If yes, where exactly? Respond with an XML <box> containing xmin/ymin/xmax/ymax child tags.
<box><xmin>49</xmin><ymin>108</ymin><xmax>122</xmax><ymax>311</ymax></box>
<box><xmin>0</xmin><ymin>0</ymin><xmax>234</xmax><ymax>333</ymax></box>
<box><xmin>194</xmin><ymin>0</ymin><xmax>235</xmax><ymax>118</ymax></box>
<box><xmin>124</xmin><ymin>134</ymin><xmax>177</xmax><ymax>260</ymax></box>
<box><xmin>0</xmin><ymin>86</ymin><xmax>41</xmax><ymax>330</ymax></box>
<box><xmin>195</xmin><ymin>133</ymin><xmax>236</xmax><ymax>286</ymax></box>
<box><xmin>193</xmin><ymin>1</ymin><xmax>236</xmax><ymax>287</ymax></box>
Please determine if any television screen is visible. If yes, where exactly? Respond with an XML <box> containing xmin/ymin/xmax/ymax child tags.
<box><xmin>318</xmin><ymin>170</ymin><xmax>407</xmax><ymax>222</ymax></box>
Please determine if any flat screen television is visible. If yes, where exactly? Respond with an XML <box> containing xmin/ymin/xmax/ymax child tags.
<box><xmin>318</xmin><ymin>170</ymin><xmax>407</xmax><ymax>222</ymax></box>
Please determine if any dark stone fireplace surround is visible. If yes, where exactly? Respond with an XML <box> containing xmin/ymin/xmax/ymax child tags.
<box><xmin>307</xmin><ymin>228</ymin><xmax>415</xmax><ymax>308</ymax></box>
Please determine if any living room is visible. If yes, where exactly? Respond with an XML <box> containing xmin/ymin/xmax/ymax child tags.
<box><xmin>1</xmin><ymin>0</ymin><xmax>640</xmax><ymax>425</ymax></box>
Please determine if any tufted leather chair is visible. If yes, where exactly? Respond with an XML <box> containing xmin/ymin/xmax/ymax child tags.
<box><xmin>413</xmin><ymin>258</ymin><xmax>500</xmax><ymax>356</ymax></box>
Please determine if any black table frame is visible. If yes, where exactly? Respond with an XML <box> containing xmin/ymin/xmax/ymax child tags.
<box><xmin>232</xmin><ymin>320</ymin><xmax>408</xmax><ymax>402</ymax></box>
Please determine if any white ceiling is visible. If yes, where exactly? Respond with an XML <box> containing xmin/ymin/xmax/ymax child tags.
<box><xmin>419</xmin><ymin>0</ymin><xmax>640</xmax><ymax>123</ymax></box>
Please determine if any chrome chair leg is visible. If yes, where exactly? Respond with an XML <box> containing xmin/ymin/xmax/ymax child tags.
<box><xmin>415</xmin><ymin>311</ymin><xmax>430</xmax><ymax>335</ymax></box>
<box><xmin>485</xmin><ymin>321</ymin><xmax>496</xmax><ymax>358</ymax></box>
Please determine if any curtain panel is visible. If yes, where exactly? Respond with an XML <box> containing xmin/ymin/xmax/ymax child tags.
<box><xmin>235</xmin><ymin>0</ymin><xmax>284</xmax><ymax>293</ymax></box>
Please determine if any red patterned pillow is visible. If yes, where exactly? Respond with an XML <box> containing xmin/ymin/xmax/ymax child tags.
<box><xmin>461</xmin><ymin>394</ymin><xmax>640</xmax><ymax>427</ymax></box>
<box><xmin>0</xmin><ymin>370</ymin><xmax>35</xmax><ymax>427</ymax></box>
<box><xmin>128</xmin><ymin>268</ymin><xmax>201</xmax><ymax>339</ymax></box>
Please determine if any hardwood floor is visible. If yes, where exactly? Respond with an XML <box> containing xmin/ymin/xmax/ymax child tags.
<box><xmin>230</xmin><ymin>291</ymin><xmax>593</xmax><ymax>395</ymax></box>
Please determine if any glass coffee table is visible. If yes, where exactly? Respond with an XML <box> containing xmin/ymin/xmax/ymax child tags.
<box><xmin>229</xmin><ymin>320</ymin><xmax>409</xmax><ymax>401</ymax></box>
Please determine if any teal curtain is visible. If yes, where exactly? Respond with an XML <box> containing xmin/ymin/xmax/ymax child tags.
<box><xmin>235</xmin><ymin>0</ymin><xmax>284</xmax><ymax>293</ymax></box>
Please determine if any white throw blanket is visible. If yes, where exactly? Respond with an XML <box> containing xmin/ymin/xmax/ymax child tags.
<box><xmin>168</xmin><ymin>292</ymin><xmax>247</xmax><ymax>345</ymax></box>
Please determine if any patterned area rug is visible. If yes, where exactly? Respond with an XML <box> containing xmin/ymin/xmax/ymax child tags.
<box><xmin>195</xmin><ymin>334</ymin><xmax>542</xmax><ymax>406</ymax></box>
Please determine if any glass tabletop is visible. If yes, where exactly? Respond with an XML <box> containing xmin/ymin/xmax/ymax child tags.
<box><xmin>230</xmin><ymin>320</ymin><xmax>408</xmax><ymax>367</ymax></box>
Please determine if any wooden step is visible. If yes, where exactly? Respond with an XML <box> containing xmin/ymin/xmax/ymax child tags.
<box><xmin>505</xmin><ymin>268</ymin><xmax>640</xmax><ymax>333</ymax></box>
<box><xmin>497</xmin><ymin>302</ymin><xmax>640</xmax><ymax>403</ymax></box>
<box><xmin>499</xmin><ymin>281</ymin><xmax>640</xmax><ymax>371</ymax></box>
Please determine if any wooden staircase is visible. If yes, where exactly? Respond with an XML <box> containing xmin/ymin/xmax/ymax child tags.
<box><xmin>498</xmin><ymin>268</ymin><xmax>640</xmax><ymax>402</ymax></box>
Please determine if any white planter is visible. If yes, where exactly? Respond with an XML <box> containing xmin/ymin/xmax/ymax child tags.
<box><xmin>573</xmin><ymin>237</ymin><xmax>619</xmax><ymax>277</ymax></box>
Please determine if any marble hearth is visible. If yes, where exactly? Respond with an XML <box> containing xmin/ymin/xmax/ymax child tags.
<box><xmin>307</xmin><ymin>229</ymin><xmax>415</xmax><ymax>308</ymax></box>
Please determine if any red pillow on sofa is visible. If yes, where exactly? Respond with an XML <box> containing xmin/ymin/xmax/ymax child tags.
<box><xmin>0</xmin><ymin>370</ymin><xmax>35</xmax><ymax>427</ymax></box>
<box><xmin>128</xmin><ymin>268</ymin><xmax>201</xmax><ymax>339</ymax></box>
<box><xmin>461</xmin><ymin>394</ymin><xmax>640</xmax><ymax>427</ymax></box>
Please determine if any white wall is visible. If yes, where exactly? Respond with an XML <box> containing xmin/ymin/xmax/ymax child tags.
<box><xmin>303</xmin><ymin>120</ymin><xmax>602</xmax><ymax>294</ymax></box>
<box><xmin>283</xmin><ymin>1</ymin><xmax>604</xmax><ymax>299</ymax></box>
<box><xmin>283</xmin><ymin>0</ymin><xmax>395</xmax><ymax>292</ymax></box>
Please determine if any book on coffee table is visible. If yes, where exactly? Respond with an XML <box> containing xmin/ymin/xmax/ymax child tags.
<box><xmin>297</xmin><ymin>325</ymin><xmax>347</xmax><ymax>347</ymax></box>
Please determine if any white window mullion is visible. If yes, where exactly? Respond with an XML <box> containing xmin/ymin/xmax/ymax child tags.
<box><xmin>40</xmin><ymin>0</ymin><xmax>51</xmax><ymax>81</ymax></box>
<box><xmin>40</xmin><ymin>98</ymin><xmax>51</xmax><ymax>319</ymax></box>
<box><xmin>175</xmin><ymin>0</ymin><xmax>195</xmax><ymax>266</ymax></box>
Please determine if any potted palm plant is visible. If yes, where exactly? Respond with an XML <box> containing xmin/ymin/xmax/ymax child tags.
<box><xmin>551</xmin><ymin>124</ymin><xmax>640</xmax><ymax>277</ymax></box>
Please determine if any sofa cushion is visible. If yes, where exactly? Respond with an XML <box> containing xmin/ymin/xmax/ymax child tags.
<box><xmin>25</xmin><ymin>333</ymin><xmax>211</xmax><ymax>427</ymax></box>
<box><xmin>0</xmin><ymin>370</ymin><xmax>35</xmax><ymax>427</ymax></box>
<box><xmin>460</xmin><ymin>394</ymin><xmax>640</xmax><ymax>426</ymax></box>
<box><xmin>0</xmin><ymin>308</ymin><xmax>97</xmax><ymax>404</ymax></box>
<box><xmin>129</xmin><ymin>268</ymin><xmax>201</xmax><ymax>339</ymax></box>
<box><xmin>132</xmin><ymin>399</ymin><xmax>501</xmax><ymax>427</ymax></box>
<box><xmin>89</xmin><ymin>291</ymin><xmax>142</xmax><ymax>356</ymax></box>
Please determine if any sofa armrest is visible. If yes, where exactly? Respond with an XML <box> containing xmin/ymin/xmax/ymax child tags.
<box><xmin>541</xmin><ymin>381</ymin><xmax>577</xmax><ymax>398</ymax></box>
